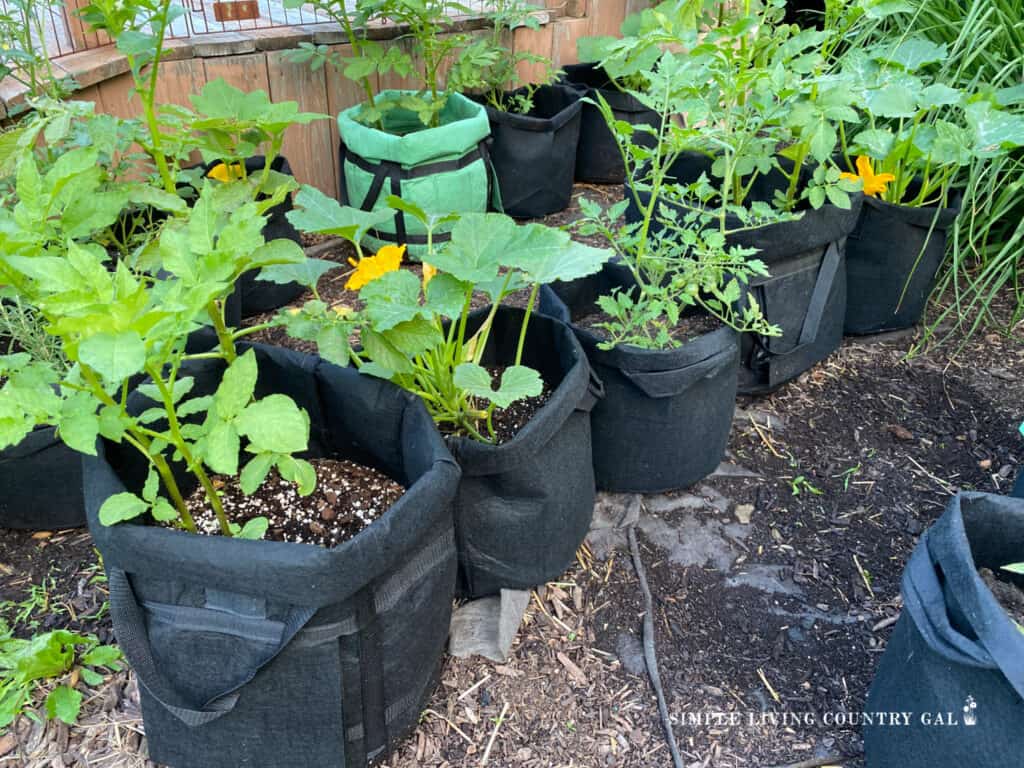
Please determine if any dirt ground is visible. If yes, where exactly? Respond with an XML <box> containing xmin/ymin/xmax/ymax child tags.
<box><xmin>1</xmin><ymin>184</ymin><xmax>1022</xmax><ymax>768</ymax></box>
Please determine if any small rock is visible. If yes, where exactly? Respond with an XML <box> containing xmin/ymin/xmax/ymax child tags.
<box><xmin>615</xmin><ymin>632</ymin><xmax>645</xmax><ymax>676</ymax></box>
<box><xmin>734</xmin><ymin>504</ymin><xmax>754</xmax><ymax>525</ymax></box>
<box><xmin>999</xmin><ymin>464</ymin><xmax>1014</xmax><ymax>478</ymax></box>
<box><xmin>979</xmin><ymin>459</ymin><xmax>993</xmax><ymax>470</ymax></box>
<box><xmin>886</xmin><ymin>424</ymin><xmax>914</xmax><ymax>441</ymax></box>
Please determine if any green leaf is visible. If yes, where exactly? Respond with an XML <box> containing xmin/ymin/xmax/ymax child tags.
<box><xmin>236</xmin><ymin>395</ymin><xmax>309</xmax><ymax>454</ymax></box>
<box><xmin>852</xmin><ymin>128</ymin><xmax>896</xmax><ymax>159</ymax></box>
<box><xmin>426</xmin><ymin>213</ymin><xmax>516</xmax><ymax>284</ymax></box>
<box><xmin>919</xmin><ymin>83</ymin><xmax>961</xmax><ymax>108</ymax></box>
<box><xmin>873</xmin><ymin>37</ymin><xmax>946</xmax><ymax>72</ymax></box>
<box><xmin>383</xmin><ymin>317</ymin><xmax>444</xmax><ymax>357</ymax></box>
<box><xmin>214</xmin><ymin>349</ymin><xmax>257</xmax><ymax>420</ymax></box>
<box><xmin>78</xmin><ymin>331</ymin><xmax>146</xmax><ymax>383</ymax></box>
<box><xmin>45</xmin><ymin>686</ymin><xmax>82</xmax><ymax>725</ymax></box>
<box><xmin>248</xmin><ymin>238</ymin><xmax>307</xmax><ymax>268</ymax></box>
<box><xmin>286</xmin><ymin>185</ymin><xmax>393</xmax><ymax>241</ymax></box>
<box><xmin>359</xmin><ymin>269</ymin><xmax>426</xmax><ymax>331</ymax></box>
<box><xmin>865</xmin><ymin>83</ymin><xmax>918</xmax><ymax>118</ymax></box>
<box><xmin>361</xmin><ymin>327</ymin><xmax>415</xmax><ymax>375</ymax></box>
<box><xmin>57</xmin><ymin>405</ymin><xmax>99</xmax><ymax>456</ymax></box>
<box><xmin>277</xmin><ymin>455</ymin><xmax>316</xmax><ymax>496</ymax></box>
<box><xmin>142</xmin><ymin>467</ymin><xmax>159</xmax><ymax>503</ymax></box>
<box><xmin>98</xmin><ymin>493</ymin><xmax>148</xmax><ymax>526</ymax></box>
<box><xmin>453</xmin><ymin>363</ymin><xmax>542</xmax><ymax>409</ymax></box>
<box><xmin>81</xmin><ymin>645</ymin><xmax>121</xmax><ymax>668</ymax></box>
<box><xmin>79</xmin><ymin>668</ymin><xmax>104</xmax><ymax>686</ymax></box>
<box><xmin>964</xmin><ymin>102</ymin><xmax>1024</xmax><ymax>158</ymax></box>
<box><xmin>240</xmin><ymin>453</ymin><xmax>275</xmax><ymax>495</ymax></box>
<box><xmin>257</xmin><ymin>258</ymin><xmax>339</xmax><ymax>290</ymax></box>
<box><xmin>204</xmin><ymin>419</ymin><xmax>240</xmax><ymax>475</ymax></box>
<box><xmin>150</xmin><ymin>498</ymin><xmax>179</xmax><ymax>522</ymax></box>
<box><xmin>237</xmin><ymin>517</ymin><xmax>269</xmax><ymax>540</ymax></box>
<box><xmin>503</xmin><ymin>222</ymin><xmax>611</xmax><ymax>285</ymax></box>
<box><xmin>424</xmin><ymin>273</ymin><xmax>470</xmax><ymax>319</ymax></box>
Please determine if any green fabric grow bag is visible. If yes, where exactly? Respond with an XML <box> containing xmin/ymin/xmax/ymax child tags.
<box><xmin>338</xmin><ymin>91</ymin><xmax>493</xmax><ymax>258</ymax></box>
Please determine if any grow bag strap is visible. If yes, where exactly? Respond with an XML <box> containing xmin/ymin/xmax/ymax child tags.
<box><xmin>576</xmin><ymin>369</ymin><xmax>605</xmax><ymax>413</ymax></box>
<box><xmin>795</xmin><ymin>240</ymin><xmax>842</xmax><ymax>349</ymax></box>
<box><xmin>339</xmin><ymin>137</ymin><xmax>496</xmax><ymax>246</ymax></box>
<box><xmin>620</xmin><ymin>343</ymin><xmax>737</xmax><ymax>399</ymax></box>
<box><xmin>108</xmin><ymin>568</ymin><xmax>317</xmax><ymax>726</ymax></box>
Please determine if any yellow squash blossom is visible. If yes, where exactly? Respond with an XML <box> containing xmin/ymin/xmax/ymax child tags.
<box><xmin>841</xmin><ymin>156</ymin><xmax>896</xmax><ymax>198</ymax></box>
<box><xmin>422</xmin><ymin>262</ymin><xmax>437</xmax><ymax>288</ymax></box>
<box><xmin>346</xmin><ymin>244</ymin><xmax>405</xmax><ymax>290</ymax></box>
<box><xmin>207</xmin><ymin>162</ymin><xmax>245</xmax><ymax>183</ymax></box>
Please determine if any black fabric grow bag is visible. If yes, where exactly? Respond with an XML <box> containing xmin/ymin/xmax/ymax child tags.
<box><xmin>0</xmin><ymin>426</ymin><xmax>85</xmax><ymax>530</ymax></box>
<box><xmin>626</xmin><ymin>153</ymin><xmax>863</xmax><ymax>394</ymax></box>
<box><xmin>539</xmin><ymin>263</ymin><xmax>739</xmax><ymax>493</ymax></box>
<box><xmin>84</xmin><ymin>343</ymin><xmax>461</xmax><ymax>768</ymax></box>
<box><xmin>864</xmin><ymin>492</ymin><xmax>1024</xmax><ymax>768</ymax></box>
<box><xmin>447</xmin><ymin>307</ymin><xmax>598</xmax><ymax>599</ymax></box>
<box><xmin>478</xmin><ymin>84</ymin><xmax>583</xmax><ymax>218</ymax></box>
<box><xmin>844</xmin><ymin>193</ymin><xmax>961</xmax><ymax>335</ymax></box>
<box><xmin>561</xmin><ymin>63</ymin><xmax>661</xmax><ymax>184</ymax></box>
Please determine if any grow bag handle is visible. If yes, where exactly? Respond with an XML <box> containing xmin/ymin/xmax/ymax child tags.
<box><xmin>903</xmin><ymin>496</ymin><xmax>1024</xmax><ymax>701</ymax></box>
<box><xmin>107</xmin><ymin>568</ymin><xmax>317</xmax><ymax>726</ymax></box>
<box><xmin>620</xmin><ymin>344</ymin><xmax>736</xmax><ymax>399</ymax></box>
<box><xmin>339</xmin><ymin>137</ymin><xmax>497</xmax><ymax>245</ymax></box>
<box><xmin>576</xmin><ymin>370</ymin><xmax>605</xmax><ymax>413</ymax></box>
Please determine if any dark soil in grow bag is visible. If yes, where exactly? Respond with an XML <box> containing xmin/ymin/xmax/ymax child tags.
<box><xmin>626</xmin><ymin>153</ymin><xmax>863</xmax><ymax>394</ymax></box>
<box><xmin>476</xmin><ymin>84</ymin><xmax>583</xmax><ymax>218</ymax></box>
<box><xmin>446</xmin><ymin>306</ymin><xmax>598</xmax><ymax>600</ymax></box>
<box><xmin>84</xmin><ymin>342</ymin><xmax>460</xmax><ymax>768</ymax></box>
<box><xmin>844</xmin><ymin>192</ymin><xmax>961</xmax><ymax>335</ymax></box>
<box><xmin>560</xmin><ymin>63</ymin><xmax>661</xmax><ymax>184</ymax></box>
<box><xmin>184</xmin><ymin>458</ymin><xmax>405</xmax><ymax>548</ymax></box>
<box><xmin>864</xmin><ymin>492</ymin><xmax>1024</xmax><ymax>767</ymax></box>
<box><xmin>540</xmin><ymin>262</ymin><xmax>739</xmax><ymax>493</ymax></box>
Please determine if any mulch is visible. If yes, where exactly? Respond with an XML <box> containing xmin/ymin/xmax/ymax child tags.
<box><xmin>1</xmin><ymin>184</ymin><xmax>1022</xmax><ymax>768</ymax></box>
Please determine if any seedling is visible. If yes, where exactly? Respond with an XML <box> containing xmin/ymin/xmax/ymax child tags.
<box><xmin>791</xmin><ymin>475</ymin><xmax>824</xmax><ymax>496</ymax></box>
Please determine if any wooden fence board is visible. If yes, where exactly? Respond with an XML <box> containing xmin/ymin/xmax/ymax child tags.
<box><xmin>266</xmin><ymin>50</ymin><xmax>335</xmax><ymax>195</ymax></box>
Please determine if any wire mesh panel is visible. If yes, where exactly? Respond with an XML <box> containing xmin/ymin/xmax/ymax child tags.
<box><xmin>0</xmin><ymin>0</ymin><xmax>497</xmax><ymax>59</ymax></box>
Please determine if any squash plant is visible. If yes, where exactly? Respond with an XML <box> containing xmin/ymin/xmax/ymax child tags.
<box><xmin>279</xmin><ymin>189</ymin><xmax>612</xmax><ymax>441</ymax></box>
<box><xmin>0</xmin><ymin>143</ymin><xmax>323</xmax><ymax>539</ymax></box>
<box><xmin>835</xmin><ymin>34</ymin><xmax>1024</xmax><ymax>206</ymax></box>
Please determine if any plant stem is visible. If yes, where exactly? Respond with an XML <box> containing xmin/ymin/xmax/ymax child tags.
<box><xmin>513</xmin><ymin>282</ymin><xmax>540</xmax><ymax>366</ymax></box>
<box><xmin>207</xmin><ymin>300</ymin><xmax>237</xmax><ymax>363</ymax></box>
<box><xmin>146</xmin><ymin>364</ymin><xmax>232</xmax><ymax>536</ymax></box>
